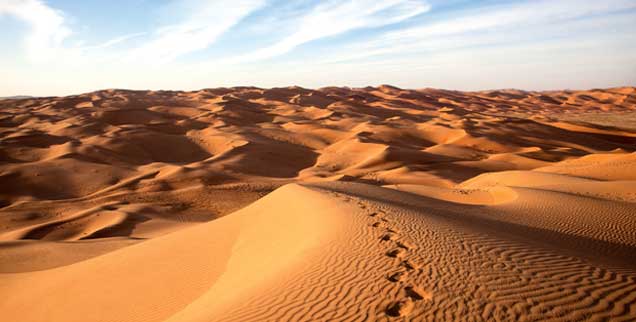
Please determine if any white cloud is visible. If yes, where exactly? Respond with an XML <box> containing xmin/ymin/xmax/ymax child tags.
<box><xmin>0</xmin><ymin>0</ymin><xmax>72</xmax><ymax>62</ymax></box>
<box><xmin>82</xmin><ymin>32</ymin><xmax>147</xmax><ymax>50</ymax></box>
<box><xmin>127</xmin><ymin>0</ymin><xmax>266</xmax><ymax>63</ymax></box>
<box><xmin>386</xmin><ymin>0</ymin><xmax>636</xmax><ymax>40</ymax></box>
<box><xmin>232</xmin><ymin>0</ymin><xmax>430</xmax><ymax>62</ymax></box>
<box><xmin>342</xmin><ymin>0</ymin><xmax>636</xmax><ymax>60</ymax></box>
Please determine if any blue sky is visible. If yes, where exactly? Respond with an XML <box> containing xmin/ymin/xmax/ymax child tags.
<box><xmin>1</xmin><ymin>0</ymin><xmax>635</xmax><ymax>96</ymax></box>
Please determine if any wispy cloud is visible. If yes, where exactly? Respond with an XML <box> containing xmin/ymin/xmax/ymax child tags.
<box><xmin>82</xmin><ymin>32</ymin><xmax>147</xmax><ymax>51</ymax></box>
<box><xmin>385</xmin><ymin>0</ymin><xmax>636</xmax><ymax>41</ymax></box>
<box><xmin>127</xmin><ymin>0</ymin><xmax>266</xmax><ymax>63</ymax></box>
<box><xmin>0</xmin><ymin>0</ymin><xmax>71</xmax><ymax>62</ymax></box>
<box><xmin>232</xmin><ymin>0</ymin><xmax>430</xmax><ymax>62</ymax></box>
<box><xmin>331</xmin><ymin>0</ymin><xmax>636</xmax><ymax>61</ymax></box>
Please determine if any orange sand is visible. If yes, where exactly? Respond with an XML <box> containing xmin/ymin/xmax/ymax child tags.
<box><xmin>1</xmin><ymin>86</ymin><xmax>635</xmax><ymax>321</ymax></box>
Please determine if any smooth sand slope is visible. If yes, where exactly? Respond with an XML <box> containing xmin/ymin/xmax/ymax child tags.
<box><xmin>0</xmin><ymin>86</ymin><xmax>635</xmax><ymax>321</ymax></box>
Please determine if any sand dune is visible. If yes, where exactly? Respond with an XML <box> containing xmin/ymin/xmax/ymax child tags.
<box><xmin>1</xmin><ymin>86</ymin><xmax>635</xmax><ymax>321</ymax></box>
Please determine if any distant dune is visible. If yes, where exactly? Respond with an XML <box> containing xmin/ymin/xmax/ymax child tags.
<box><xmin>0</xmin><ymin>95</ymin><xmax>34</xmax><ymax>100</ymax></box>
<box><xmin>1</xmin><ymin>86</ymin><xmax>635</xmax><ymax>321</ymax></box>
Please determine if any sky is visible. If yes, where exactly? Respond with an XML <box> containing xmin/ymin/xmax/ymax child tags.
<box><xmin>1</xmin><ymin>0</ymin><xmax>635</xmax><ymax>96</ymax></box>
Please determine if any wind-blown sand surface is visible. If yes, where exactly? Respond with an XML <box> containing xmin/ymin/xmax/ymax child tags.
<box><xmin>0</xmin><ymin>86</ymin><xmax>635</xmax><ymax>321</ymax></box>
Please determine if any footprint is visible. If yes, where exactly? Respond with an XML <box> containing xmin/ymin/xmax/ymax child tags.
<box><xmin>380</xmin><ymin>233</ymin><xmax>397</xmax><ymax>242</ymax></box>
<box><xmin>386</xmin><ymin>248</ymin><xmax>406</xmax><ymax>258</ymax></box>
<box><xmin>369</xmin><ymin>212</ymin><xmax>386</xmax><ymax>220</ymax></box>
<box><xmin>405</xmin><ymin>285</ymin><xmax>431</xmax><ymax>301</ymax></box>
<box><xmin>386</xmin><ymin>299</ymin><xmax>414</xmax><ymax>317</ymax></box>
<box><xmin>401</xmin><ymin>259</ymin><xmax>420</xmax><ymax>271</ymax></box>
<box><xmin>386</xmin><ymin>227</ymin><xmax>400</xmax><ymax>234</ymax></box>
<box><xmin>387</xmin><ymin>270</ymin><xmax>407</xmax><ymax>282</ymax></box>
<box><xmin>396</xmin><ymin>240</ymin><xmax>413</xmax><ymax>250</ymax></box>
<box><xmin>372</xmin><ymin>221</ymin><xmax>387</xmax><ymax>228</ymax></box>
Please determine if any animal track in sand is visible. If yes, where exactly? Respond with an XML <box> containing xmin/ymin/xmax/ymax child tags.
<box><xmin>386</xmin><ymin>227</ymin><xmax>400</xmax><ymax>233</ymax></box>
<box><xmin>368</xmin><ymin>211</ymin><xmax>385</xmax><ymax>218</ymax></box>
<box><xmin>386</xmin><ymin>248</ymin><xmax>406</xmax><ymax>259</ymax></box>
<box><xmin>380</xmin><ymin>233</ymin><xmax>397</xmax><ymax>242</ymax></box>
<box><xmin>384</xmin><ymin>285</ymin><xmax>432</xmax><ymax>317</ymax></box>
<box><xmin>372</xmin><ymin>221</ymin><xmax>387</xmax><ymax>228</ymax></box>
<box><xmin>386</xmin><ymin>298</ymin><xmax>414</xmax><ymax>317</ymax></box>
<box><xmin>387</xmin><ymin>270</ymin><xmax>408</xmax><ymax>282</ymax></box>
<box><xmin>396</xmin><ymin>240</ymin><xmax>414</xmax><ymax>250</ymax></box>
<box><xmin>405</xmin><ymin>285</ymin><xmax>431</xmax><ymax>301</ymax></box>
<box><xmin>337</xmin><ymin>194</ymin><xmax>427</xmax><ymax>318</ymax></box>
<box><xmin>400</xmin><ymin>259</ymin><xmax>420</xmax><ymax>271</ymax></box>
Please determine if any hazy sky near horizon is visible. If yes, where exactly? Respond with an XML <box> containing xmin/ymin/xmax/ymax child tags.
<box><xmin>1</xmin><ymin>0</ymin><xmax>635</xmax><ymax>96</ymax></box>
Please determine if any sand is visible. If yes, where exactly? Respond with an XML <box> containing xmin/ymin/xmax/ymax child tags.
<box><xmin>0</xmin><ymin>85</ymin><xmax>635</xmax><ymax>321</ymax></box>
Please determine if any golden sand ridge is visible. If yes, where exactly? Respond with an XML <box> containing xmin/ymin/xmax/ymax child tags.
<box><xmin>1</xmin><ymin>85</ymin><xmax>635</xmax><ymax>321</ymax></box>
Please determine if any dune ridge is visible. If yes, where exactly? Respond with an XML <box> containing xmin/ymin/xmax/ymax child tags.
<box><xmin>1</xmin><ymin>86</ymin><xmax>635</xmax><ymax>321</ymax></box>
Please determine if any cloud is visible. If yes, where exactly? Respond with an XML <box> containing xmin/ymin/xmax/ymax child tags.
<box><xmin>386</xmin><ymin>0</ymin><xmax>636</xmax><ymax>41</ymax></box>
<box><xmin>232</xmin><ymin>0</ymin><xmax>430</xmax><ymax>62</ymax></box>
<box><xmin>0</xmin><ymin>0</ymin><xmax>72</xmax><ymax>62</ymax></box>
<box><xmin>127</xmin><ymin>0</ymin><xmax>266</xmax><ymax>63</ymax></box>
<box><xmin>82</xmin><ymin>32</ymin><xmax>147</xmax><ymax>50</ymax></box>
<box><xmin>337</xmin><ymin>0</ymin><xmax>636</xmax><ymax>60</ymax></box>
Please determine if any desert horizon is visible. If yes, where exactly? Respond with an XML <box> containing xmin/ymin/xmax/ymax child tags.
<box><xmin>4</xmin><ymin>85</ymin><xmax>636</xmax><ymax>100</ymax></box>
<box><xmin>2</xmin><ymin>0</ymin><xmax>636</xmax><ymax>321</ymax></box>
